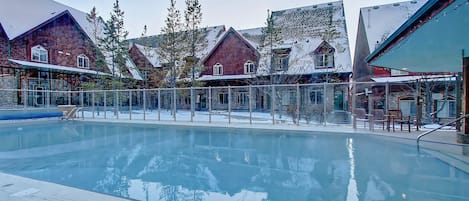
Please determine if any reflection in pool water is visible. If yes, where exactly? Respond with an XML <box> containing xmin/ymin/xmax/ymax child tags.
<box><xmin>0</xmin><ymin>121</ymin><xmax>467</xmax><ymax>201</ymax></box>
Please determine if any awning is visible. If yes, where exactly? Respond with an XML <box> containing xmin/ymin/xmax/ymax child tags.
<box><xmin>9</xmin><ymin>59</ymin><xmax>111</xmax><ymax>76</ymax></box>
<box><xmin>371</xmin><ymin>74</ymin><xmax>455</xmax><ymax>83</ymax></box>
<box><xmin>366</xmin><ymin>0</ymin><xmax>469</xmax><ymax>72</ymax></box>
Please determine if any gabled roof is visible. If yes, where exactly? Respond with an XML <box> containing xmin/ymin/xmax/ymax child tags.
<box><xmin>238</xmin><ymin>28</ymin><xmax>264</xmax><ymax>49</ymax></box>
<box><xmin>359</xmin><ymin>0</ymin><xmax>427</xmax><ymax>53</ymax></box>
<box><xmin>128</xmin><ymin>25</ymin><xmax>226</xmax><ymax>67</ymax></box>
<box><xmin>0</xmin><ymin>0</ymin><xmax>143</xmax><ymax>80</ymax></box>
<box><xmin>366</xmin><ymin>0</ymin><xmax>469</xmax><ymax>72</ymax></box>
<box><xmin>134</xmin><ymin>43</ymin><xmax>159</xmax><ymax>67</ymax></box>
<box><xmin>257</xmin><ymin>1</ymin><xmax>351</xmax><ymax>75</ymax></box>
<box><xmin>201</xmin><ymin>27</ymin><xmax>259</xmax><ymax>65</ymax></box>
<box><xmin>0</xmin><ymin>0</ymin><xmax>97</xmax><ymax>41</ymax></box>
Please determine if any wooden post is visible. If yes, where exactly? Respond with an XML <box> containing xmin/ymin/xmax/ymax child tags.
<box><xmin>459</xmin><ymin>57</ymin><xmax>469</xmax><ymax>143</ymax></box>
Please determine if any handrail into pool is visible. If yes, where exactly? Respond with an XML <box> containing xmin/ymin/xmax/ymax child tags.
<box><xmin>417</xmin><ymin>114</ymin><xmax>469</xmax><ymax>146</ymax></box>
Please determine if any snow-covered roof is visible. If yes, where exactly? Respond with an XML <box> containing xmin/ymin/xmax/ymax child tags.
<box><xmin>360</xmin><ymin>0</ymin><xmax>427</xmax><ymax>52</ymax></box>
<box><xmin>9</xmin><ymin>59</ymin><xmax>111</xmax><ymax>76</ymax></box>
<box><xmin>197</xmin><ymin>74</ymin><xmax>254</xmax><ymax>81</ymax></box>
<box><xmin>0</xmin><ymin>0</ymin><xmax>96</xmax><ymax>40</ymax></box>
<box><xmin>134</xmin><ymin>43</ymin><xmax>159</xmax><ymax>67</ymax></box>
<box><xmin>257</xmin><ymin>1</ymin><xmax>352</xmax><ymax>76</ymax></box>
<box><xmin>238</xmin><ymin>28</ymin><xmax>264</xmax><ymax>49</ymax></box>
<box><xmin>0</xmin><ymin>0</ymin><xmax>142</xmax><ymax>80</ymax></box>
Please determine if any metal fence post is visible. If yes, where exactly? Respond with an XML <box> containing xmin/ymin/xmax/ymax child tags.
<box><xmin>81</xmin><ymin>90</ymin><xmax>84</xmax><ymax>119</ymax></box>
<box><xmin>249</xmin><ymin>85</ymin><xmax>252</xmax><ymax>125</ymax></box>
<box><xmin>104</xmin><ymin>91</ymin><xmax>107</xmax><ymax>119</ymax></box>
<box><xmin>209</xmin><ymin>86</ymin><xmax>212</xmax><ymax>123</ymax></box>
<box><xmin>173</xmin><ymin>88</ymin><xmax>176</xmax><ymax>121</ymax></box>
<box><xmin>191</xmin><ymin>87</ymin><xmax>194</xmax><ymax>122</ymax></box>
<box><xmin>143</xmin><ymin>89</ymin><xmax>146</xmax><ymax>121</ymax></box>
<box><xmin>129</xmin><ymin>90</ymin><xmax>132</xmax><ymax>120</ymax></box>
<box><xmin>228</xmin><ymin>86</ymin><xmax>232</xmax><ymax>124</ymax></box>
<box><xmin>68</xmin><ymin>90</ymin><xmax>71</xmax><ymax>105</ymax></box>
<box><xmin>352</xmin><ymin>82</ymin><xmax>356</xmax><ymax>129</ymax></box>
<box><xmin>158</xmin><ymin>89</ymin><xmax>161</xmax><ymax>121</ymax></box>
<box><xmin>92</xmin><ymin>91</ymin><xmax>95</xmax><ymax>119</ymax></box>
<box><xmin>296</xmin><ymin>83</ymin><xmax>300</xmax><ymax>126</ymax></box>
<box><xmin>272</xmin><ymin>85</ymin><xmax>276</xmax><ymax>125</ymax></box>
<box><xmin>23</xmin><ymin>88</ymin><xmax>27</xmax><ymax>109</ymax></box>
<box><xmin>323</xmin><ymin>82</ymin><xmax>327</xmax><ymax>127</ymax></box>
<box><xmin>116</xmin><ymin>91</ymin><xmax>119</xmax><ymax>120</ymax></box>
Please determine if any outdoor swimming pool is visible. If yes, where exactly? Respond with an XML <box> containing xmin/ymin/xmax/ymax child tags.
<box><xmin>0</xmin><ymin>121</ymin><xmax>468</xmax><ymax>201</ymax></box>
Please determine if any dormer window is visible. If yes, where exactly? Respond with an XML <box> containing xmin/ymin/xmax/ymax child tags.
<box><xmin>244</xmin><ymin>61</ymin><xmax>255</xmax><ymax>74</ymax></box>
<box><xmin>213</xmin><ymin>63</ymin><xmax>223</xmax><ymax>75</ymax></box>
<box><xmin>273</xmin><ymin>48</ymin><xmax>291</xmax><ymax>71</ymax></box>
<box><xmin>31</xmin><ymin>45</ymin><xmax>48</xmax><ymax>63</ymax></box>
<box><xmin>77</xmin><ymin>54</ymin><xmax>90</xmax><ymax>68</ymax></box>
<box><xmin>314</xmin><ymin>41</ymin><xmax>335</xmax><ymax>69</ymax></box>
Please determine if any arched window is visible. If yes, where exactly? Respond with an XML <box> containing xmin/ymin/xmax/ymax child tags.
<box><xmin>77</xmin><ymin>54</ymin><xmax>90</xmax><ymax>68</ymax></box>
<box><xmin>244</xmin><ymin>61</ymin><xmax>255</xmax><ymax>74</ymax></box>
<box><xmin>213</xmin><ymin>63</ymin><xmax>223</xmax><ymax>75</ymax></box>
<box><xmin>31</xmin><ymin>45</ymin><xmax>48</xmax><ymax>63</ymax></box>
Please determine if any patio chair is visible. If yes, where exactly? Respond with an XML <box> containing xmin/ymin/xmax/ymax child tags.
<box><xmin>388</xmin><ymin>109</ymin><xmax>411</xmax><ymax>132</ymax></box>
<box><xmin>353</xmin><ymin>108</ymin><xmax>368</xmax><ymax>128</ymax></box>
<box><xmin>372</xmin><ymin>109</ymin><xmax>387</xmax><ymax>130</ymax></box>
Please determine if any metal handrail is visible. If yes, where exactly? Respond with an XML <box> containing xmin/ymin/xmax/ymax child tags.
<box><xmin>417</xmin><ymin>114</ymin><xmax>469</xmax><ymax>145</ymax></box>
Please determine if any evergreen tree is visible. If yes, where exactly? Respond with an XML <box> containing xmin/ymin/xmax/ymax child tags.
<box><xmin>101</xmin><ymin>0</ymin><xmax>129</xmax><ymax>90</ymax></box>
<box><xmin>261</xmin><ymin>10</ymin><xmax>282</xmax><ymax>85</ymax></box>
<box><xmin>139</xmin><ymin>25</ymin><xmax>152</xmax><ymax>89</ymax></box>
<box><xmin>184</xmin><ymin>0</ymin><xmax>204</xmax><ymax>87</ymax></box>
<box><xmin>86</xmin><ymin>6</ymin><xmax>107</xmax><ymax>90</ymax></box>
<box><xmin>158</xmin><ymin>0</ymin><xmax>184</xmax><ymax>88</ymax></box>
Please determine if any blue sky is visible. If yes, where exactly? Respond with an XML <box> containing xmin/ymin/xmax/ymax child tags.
<box><xmin>55</xmin><ymin>0</ymin><xmax>414</xmax><ymax>55</ymax></box>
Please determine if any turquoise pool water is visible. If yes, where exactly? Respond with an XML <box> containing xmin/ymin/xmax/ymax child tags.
<box><xmin>0</xmin><ymin>121</ymin><xmax>468</xmax><ymax>201</ymax></box>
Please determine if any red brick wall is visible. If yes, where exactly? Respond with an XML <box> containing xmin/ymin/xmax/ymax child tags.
<box><xmin>10</xmin><ymin>14</ymin><xmax>98</xmax><ymax>71</ymax></box>
<box><xmin>0</xmin><ymin>24</ymin><xmax>10</xmax><ymax>67</ymax></box>
<box><xmin>202</xmin><ymin>31</ymin><xmax>258</xmax><ymax>76</ymax></box>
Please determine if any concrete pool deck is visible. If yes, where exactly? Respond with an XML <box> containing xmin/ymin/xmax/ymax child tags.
<box><xmin>0</xmin><ymin>173</ymin><xmax>129</xmax><ymax>201</ymax></box>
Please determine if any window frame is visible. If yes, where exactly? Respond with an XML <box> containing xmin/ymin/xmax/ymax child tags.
<box><xmin>31</xmin><ymin>45</ymin><xmax>48</xmax><ymax>63</ymax></box>
<box><xmin>244</xmin><ymin>61</ymin><xmax>255</xmax><ymax>74</ymax></box>
<box><xmin>213</xmin><ymin>63</ymin><xmax>223</xmax><ymax>76</ymax></box>
<box><xmin>314</xmin><ymin>53</ymin><xmax>334</xmax><ymax>69</ymax></box>
<box><xmin>77</xmin><ymin>54</ymin><xmax>90</xmax><ymax>69</ymax></box>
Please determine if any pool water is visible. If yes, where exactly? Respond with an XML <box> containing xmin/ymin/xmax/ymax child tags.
<box><xmin>0</xmin><ymin>121</ymin><xmax>468</xmax><ymax>201</ymax></box>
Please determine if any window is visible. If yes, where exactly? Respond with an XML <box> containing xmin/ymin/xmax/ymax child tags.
<box><xmin>213</xmin><ymin>63</ymin><xmax>223</xmax><ymax>75</ymax></box>
<box><xmin>77</xmin><ymin>54</ymin><xmax>90</xmax><ymax>68</ymax></box>
<box><xmin>273</xmin><ymin>55</ymin><xmax>289</xmax><ymax>71</ymax></box>
<box><xmin>313</xmin><ymin>41</ymin><xmax>335</xmax><ymax>69</ymax></box>
<box><xmin>310</xmin><ymin>89</ymin><xmax>323</xmax><ymax>105</ymax></box>
<box><xmin>236</xmin><ymin>92</ymin><xmax>249</xmax><ymax>105</ymax></box>
<box><xmin>31</xmin><ymin>45</ymin><xmax>48</xmax><ymax>63</ymax></box>
<box><xmin>244</xmin><ymin>61</ymin><xmax>255</xmax><ymax>74</ymax></box>
<box><xmin>273</xmin><ymin>48</ymin><xmax>291</xmax><ymax>71</ymax></box>
<box><xmin>218</xmin><ymin>93</ymin><xmax>228</xmax><ymax>104</ymax></box>
<box><xmin>315</xmin><ymin>54</ymin><xmax>334</xmax><ymax>68</ymax></box>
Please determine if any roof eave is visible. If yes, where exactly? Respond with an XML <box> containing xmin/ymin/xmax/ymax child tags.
<box><xmin>365</xmin><ymin>0</ymin><xmax>441</xmax><ymax>63</ymax></box>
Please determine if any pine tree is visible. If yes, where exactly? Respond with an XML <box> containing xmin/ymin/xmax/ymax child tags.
<box><xmin>101</xmin><ymin>0</ymin><xmax>129</xmax><ymax>90</ymax></box>
<box><xmin>158</xmin><ymin>0</ymin><xmax>184</xmax><ymax>88</ymax></box>
<box><xmin>261</xmin><ymin>10</ymin><xmax>282</xmax><ymax>85</ymax></box>
<box><xmin>139</xmin><ymin>25</ymin><xmax>152</xmax><ymax>89</ymax></box>
<box><xmin>184</xmin><ymin>0</ymin><xmax>204</xmax><ymax>87</ymax></box>
<box><xmin>86</xmin><ymin>6</ymin><xmax>107</xmax><ymax>90</ymax></box>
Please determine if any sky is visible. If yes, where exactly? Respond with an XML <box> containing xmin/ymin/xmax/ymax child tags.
<box><xmin>54</xmin><ymin>0</ymin><xmax>414</xmax><ymax>57</ymax></box>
